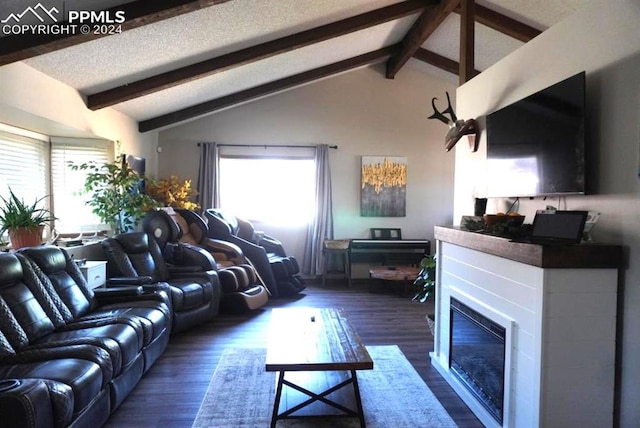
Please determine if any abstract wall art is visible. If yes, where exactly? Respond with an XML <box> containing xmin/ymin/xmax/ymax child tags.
<box><xmin>361</xmin><ymin>156</ymin><xmax>407</xmax><ymax>217</ymax></box>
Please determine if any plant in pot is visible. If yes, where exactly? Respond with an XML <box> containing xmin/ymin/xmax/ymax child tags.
<box><xmin>69</xmin><ymin>158</ymin><xmax>158</xmax><ymax>235</ymax></box>
<box><xmin>0</xmin><ymin>188</ymin><xmax>56</xmax><ymax>249</ymax></box>
<box><xmin>412</xmin><ymin>255</ymin><xmax>437</xmax><ymax>335</ymax></box>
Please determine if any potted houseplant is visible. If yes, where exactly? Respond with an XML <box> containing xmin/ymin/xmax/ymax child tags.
<box><xmin>412</xmin><ymin>255</ymin><xmax>437</xmax><ymax>335</ymax></box>
<box><xmin>69</xmin><ymin>158</ymin><xmax>158</xmax><ymax>234</ymax></box>
<box><xmin>0</xmin><ymin>188</ymin><xmax>56</xmax><ymax>249</ymax></box>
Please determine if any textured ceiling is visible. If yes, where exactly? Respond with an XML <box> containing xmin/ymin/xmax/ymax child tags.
<box><xmin>16</xmin><ymin>0</ymin><xmax>587</xmax><ymax>129</ymax></box>
<box><xmin>25</xmin><ymin>0</ymin><xmax>408</xmax><ymax>93</ymax></box>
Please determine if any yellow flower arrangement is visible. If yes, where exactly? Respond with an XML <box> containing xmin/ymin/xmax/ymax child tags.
<box><xmin>147</xmin><ymin>176</ymin><xmax>200</xmax><ymax>210</ymax></box>
<box><xmin>361</xmin><ymin>158</ymin><xmax>407</xmax><ymax>194</ymax></box>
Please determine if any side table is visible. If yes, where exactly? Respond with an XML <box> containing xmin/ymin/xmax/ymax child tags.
<box><xmin>79</xmin><ymin>260</ymin><xmax>108</xmax><ymax>289</ymax></box>
<box><xmin>322</xmin><ymin>240</ymin><xmax>351</xmax><ymax>287</ymax></box>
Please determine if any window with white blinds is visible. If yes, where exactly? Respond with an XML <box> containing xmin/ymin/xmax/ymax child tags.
<box><xmin>0</xmin><ymin>125</ymin><xmax>113</xmax><ymax>237</ymax></box>
<box><xmin>0</xmin><ymin>130</ymin><xmax>49</xmax><ymax>212</ymax></box>
<box><xmin>51</xmin><ymin>138</ymin><xmax>111</xmax><ymax>233</ymax></box>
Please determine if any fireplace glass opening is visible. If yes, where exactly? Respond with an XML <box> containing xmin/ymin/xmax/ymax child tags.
<box><xmin>449</xmin><ymin>298</ymin><xmax>506</xmax><ymax>424</ymax></box>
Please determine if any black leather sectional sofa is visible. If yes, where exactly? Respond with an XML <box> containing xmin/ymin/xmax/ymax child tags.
<box><xmin>0</xmin><ymin>243</ymin><xmax>219</xmax><ymax>428</ymax></box>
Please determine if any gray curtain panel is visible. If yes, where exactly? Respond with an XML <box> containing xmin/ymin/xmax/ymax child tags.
<box><xmin>302</xmin><ymin>144</ymin><xmax>334</xmax><ymax>276</ymax></box>
<box><xmin>197</xmin><ymin>142</ymin><xmax>219</xmax><ymax>210</ymax></box>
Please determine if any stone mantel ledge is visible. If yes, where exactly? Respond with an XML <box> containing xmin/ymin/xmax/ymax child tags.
<box><xmin>434</xmin><ymin>225</ymin><xmax>623</xmax><ymax>269</ymax></box>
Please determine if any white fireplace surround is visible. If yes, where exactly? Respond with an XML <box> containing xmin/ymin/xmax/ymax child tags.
<box><xmin>431</xmin><ymin>237</ymin><xmax>618</xmax><ymax>428</ymax></box>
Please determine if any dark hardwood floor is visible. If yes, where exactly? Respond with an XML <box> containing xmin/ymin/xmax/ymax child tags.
<box><xmin>103</xmin><ymin>279</ymin><xmax>483</xmax><ymax>427</ymax></box>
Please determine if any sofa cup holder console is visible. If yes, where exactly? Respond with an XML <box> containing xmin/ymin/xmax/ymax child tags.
<box><xmin>0</xmin><ymin>379</ymin><xmax>21</xmax><ymax>392</ymax></box>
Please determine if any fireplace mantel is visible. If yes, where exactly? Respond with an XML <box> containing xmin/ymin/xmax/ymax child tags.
<box><xmin>434</xmin><ymin>225</ymin><xmax>623</xmax><ymax>269</ymax></box>
<box><xmin>431</xmin><ymin>226</ymin><xmax>622</xmax><ymax>428</ymax></box>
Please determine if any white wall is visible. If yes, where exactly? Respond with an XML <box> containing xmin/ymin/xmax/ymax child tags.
<box><xmin>0</xmin><ymin>62</ymin><xmax>157</xmax><ymax>171</ymax></box>
<box><xmin>0</xmin><ymin>62</ymin><xmax>157</xmax><ymax>259</ymax></box>
<box><xmin>157</xmin><ymin>63</ymin><xmax>457</xmax><ymax>266</ymax></box>
<box><xmin>454</xmin><ymin>2</ymin><xmax>640</xmax><ymax>426</ymax></box>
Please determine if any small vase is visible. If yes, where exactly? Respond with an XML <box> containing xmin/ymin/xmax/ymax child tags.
<box><xmin>9</xmin><ymin>226</ymin><xmax>44</xmax><ymax>249</ymax></box>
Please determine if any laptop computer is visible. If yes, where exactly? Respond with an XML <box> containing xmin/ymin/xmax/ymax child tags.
<box><xmin>510</xmin><ymin>210</ymin><xmax>588</xmax><ymax>245</ymax></box>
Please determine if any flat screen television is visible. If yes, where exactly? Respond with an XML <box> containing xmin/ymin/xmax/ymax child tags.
<box><xmin>485</xmin><ymin>71</ymin><xmax>586</xmax><ymax>198</ymax></box>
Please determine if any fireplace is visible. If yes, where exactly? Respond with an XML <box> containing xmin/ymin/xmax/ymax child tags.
<box><xmin>449</xmin><ymin>297</ymin><xmax>506</xmax><ymax>424</ymax></box>
<box><xmin>431</xmin><ymin>233</ymin><xmax>620</xmax><ymax>427</ymax></box>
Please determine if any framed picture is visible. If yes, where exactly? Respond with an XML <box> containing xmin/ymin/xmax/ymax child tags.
<box><xmin>361</xmin><ymin>156</ymin><xmax>406</xmax><ymax>217</ymax></box>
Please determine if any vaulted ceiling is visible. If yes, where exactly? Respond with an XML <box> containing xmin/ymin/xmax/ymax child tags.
<box><xmin>1</xmin><ymin>0</ymin><xmax>584</xmax><ymax>132</ymax></box>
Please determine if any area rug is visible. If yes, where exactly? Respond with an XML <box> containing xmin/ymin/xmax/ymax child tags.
<box><xmin>192</xmin><ymin>345</ymin><xmax>457</xmax><ymax>427</ymax></box>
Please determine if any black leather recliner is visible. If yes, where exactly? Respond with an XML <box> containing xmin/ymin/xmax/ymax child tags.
<box><xmin>102</xmin><ymin>215</ymin><xmax>220</xmax><ymax>334</ymax></box>
<box><xmin>203</xmin><ymin>208</ymin><xmax>305</xmax><ymax>297</ymax></box>
<box><xmin>169</xmin><ymin>209</ymin><xmax>269</xmax><ymax>313</ymax></box>
<box><xmin>20</xmin><ymin>246</ymin><xmax>172</xmax><ymax>373</ymax></box>
<box><xmin>0</xmin><ymin>246</ymin><xmax>172</xmax><ymax>427</ymax></box>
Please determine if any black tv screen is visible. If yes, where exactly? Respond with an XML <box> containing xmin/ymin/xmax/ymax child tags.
<box><xmin>486</xmin><ymin>71</ymin><xmax>586</xmax><ymax>198</ymax></box>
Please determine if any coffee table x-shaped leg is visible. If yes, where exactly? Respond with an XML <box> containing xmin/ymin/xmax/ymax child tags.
<box><xmin>270</xmin><ymin>369</ymin><xmax>365</xmax><ymax>427</ymax></box>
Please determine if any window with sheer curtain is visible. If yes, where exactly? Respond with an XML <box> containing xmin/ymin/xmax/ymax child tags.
<box><xmin>0</xmin><ymin>125</ymin><xmax>112</xmax><ymax>237</ymax></box>
<box><xmin>218</xmin><ymin>155</ymin><xmax>315</xmax><ymax>225</ymax></box>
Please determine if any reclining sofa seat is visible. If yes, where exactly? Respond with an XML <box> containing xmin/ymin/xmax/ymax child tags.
<box><xmin>102</xmin><ymin>215</ymin><xmax>220</xmax><ymax>334</ymax></box>
<box><xmin>170</xmin><ymin>209</ymin><xmax>269</xmax><ymax>313</ymax></box>
<box><xmin>203</xmin><ymin>209</ymin><xmax>305</xmax><ymax>297</ymax></box>
<box><xmin>20</xmin><ymin>246</ymin><xmax>172</xmax><ymax>372</ymax></box>
<box><xmin>0</xmin><ymin>246</ymin><xmax>172</xmax><ymax>428</ymax></box>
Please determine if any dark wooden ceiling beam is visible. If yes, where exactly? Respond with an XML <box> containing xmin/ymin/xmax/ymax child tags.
<box><xmin>138</xmin><ymin>45</ymin><xmax>400</xmax><ymax>132</ymax></box>
<box><xmin>412</xmin><ymin>47</ymin><xmax>479</xmax><ymax>76</ymax></box>
<box><xmin>459</xmin><ymin>0</ymin><xmax>475</xmax><ymax>85</ymax></box>
<box><xmin>0</xmin><ymin>0</ymin><xmax>231</xmax><ymax>66</ymax></box>
<box><xmin>88</xmin><ymin>0</ymin><xmax>428</xmax><ymax>110</ymax></box>
<box><xmin>385</xmin><ymin>0</ymin><xmax>459</xmax><ymax>79</ymax></box>
<box><xmin>455</xmin><ymin>3</ymin><xmax>541</xmax><ymax>42</ymax></box>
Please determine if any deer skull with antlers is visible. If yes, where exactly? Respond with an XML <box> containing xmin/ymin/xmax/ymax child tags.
<box><xmin>428</xmin><ymin>91</ymin><xmax>479</xmax><ymax>152</ymax></box>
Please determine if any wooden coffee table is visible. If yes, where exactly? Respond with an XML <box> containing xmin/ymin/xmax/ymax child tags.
<box><xmin>265</xmin><ymin>307</ymin><xmax>373</xmax><ymax>427</ymax></box>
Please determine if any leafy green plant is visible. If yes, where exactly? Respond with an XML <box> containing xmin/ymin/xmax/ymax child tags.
<box><xmin>0</xmin><ymin>188</ymin><xmax>55</xmax><ymax>234</ymax></box>
<box><xmin>412</xmin><ymin>255</ymin><xmax>436</xmax><ymax>303</ymax></box>
<box><xmin>69</xmin><ymin>158</ymin><xmax>158</xmax><ymax>234</ymax></box>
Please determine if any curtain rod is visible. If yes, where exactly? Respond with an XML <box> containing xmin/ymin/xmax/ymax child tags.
<box><xmin>198</xmin><ymin>143</ymin><xmax>337</xmax><ymax>149</ymax></box>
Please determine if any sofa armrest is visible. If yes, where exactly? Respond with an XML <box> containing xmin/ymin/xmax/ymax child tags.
<box><xmin>0</xmin><ymin>379</ymin><xmax>56</xmax><ymax>428</ymax></box>
<box><xmin>204</xmin><ymin>238</ymin><xmax>245</xmax><ymax>260</ymax></box>
<box><xmin>94</xmin><ymin>284</ymin><xmax>172</xmax><ymax>308</ymax></box>
<box><xmin>94</xmin><ymin>286</ymin><xmax>144</xmax><ymax>297</ymax></box>
<box><xmin>258</xmin><ymin>234</ymin><xmax>287</xmax><ymax>256</ymax></box>
<box><xmin>168</xmin><ymin>268</ymin><xmax>218</xmax><ymax>282</ymax></box>
<box><xmin>5</xmin><ymin>345</ymin><xmax>113</xmax><ymax>387</ymax></box>
<box><xmin>164</xmin><ymin>242</ymin><xmax>217</xmax><ymax>271</ymax></box>
<box><xmin>167</xmin><ymin>265</ymin><xmax>202</xmax><ymax>274</ymax></box>
<box><xmin>107</xmin><ymin>276</ymin><xmax>153</xmax><ymax>286</ymax></box>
